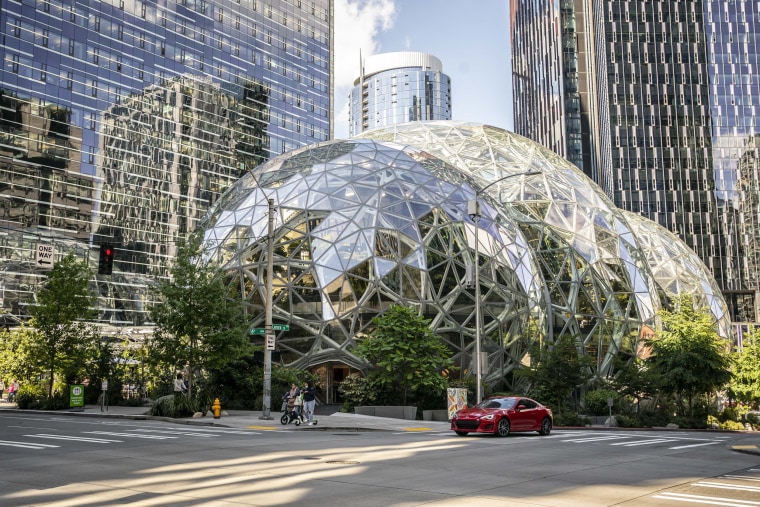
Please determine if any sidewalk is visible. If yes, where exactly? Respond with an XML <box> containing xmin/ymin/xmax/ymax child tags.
<box><xmin>0</xmin><ymin>401</ymin><xmax>758</xmax><ymax>455</ymax></box>
<box><xmin>0</xmin><ymin>401</ymin><xmax>453</xmax><ymax>433</ymax></box>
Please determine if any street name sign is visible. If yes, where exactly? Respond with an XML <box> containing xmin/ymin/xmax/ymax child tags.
<box><xmin>249</xmin><ymin>324</ymin><xmax>289</xmax><ymax>335</ymax></box>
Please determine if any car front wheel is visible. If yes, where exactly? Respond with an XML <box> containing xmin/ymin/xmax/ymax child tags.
<box><xmin>539</xmin><ymin>417</ymin><xmax>552</xmax><ymax>436</ymax></box>
<box><xmin>496</xmin><ymin>417</ymin><xmax>510</xmax><ymax>437</ymax></box>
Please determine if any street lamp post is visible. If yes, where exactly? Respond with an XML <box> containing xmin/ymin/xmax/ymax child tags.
<box><xmin>260</xmin><ymin>198</ymin><xmax>275</xmax><ymax>420</ymax></box>
<box><xmin>468</xmin><ymin>171</ymin><xmax>540</xmax><ymax>405</ymax></box>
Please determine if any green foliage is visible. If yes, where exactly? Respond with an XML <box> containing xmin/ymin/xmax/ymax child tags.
<box><xmin>731</xmin><ymin>330</ymin><xmax>760</xmax><ymax>406</ymax></box>
<box><xmin>24</xmin><ymin>253</ymin><xmax>99</xmax><ymax>397</ymax></box>
<box><xmin>15</xmin><ymin>383</ymin><xmax>46</xmax><ymax>409</ymax></box>
<box><xmin>353</xmin><ymin>305</ymin><xmax>455</xmax><ymax>407</ymax></box>
<box><xmin>337</xmin><ymin>373</ymin><xmax>377</xmax><ymax>412</ymax></box>
<box><xmin>148</xmin><ymin>235</ymin><xmax>252</xmax><ymax>399</ymax></box>
<box><xmin>552</xmin><ymin>412</ymin><xmax>591</xmax><ymax>427</ymax></box>
<box><xmin>517</xmin><ymin>334</ymin><xmax>594</xmax><ymax>413</ymax></box>
<box><xmin>149</xmin><ymin>390</ymin><xmax>212</xmax><ymax>418</ymax></box>
<box><xmin>606</xmin><ymin>356</ymin><xmax>660</xmax><ymax>415</ymax></box>
<box><xmin>584</xmin><ymin>389</ymin><xmax>618</xmax><ymax>416</ymax></box>
<box><xmin>646</xmin><ymin>294</ymin><xmax>732</xmax><ymax>419</ymax></box>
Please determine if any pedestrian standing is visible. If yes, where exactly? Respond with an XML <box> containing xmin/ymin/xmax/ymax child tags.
<box><xmin>302</xmin><ymin>380</ymin><xmax>316</xmax><ymax>425</ymax></box>
<box><xmin>0</xmin><ymin>379</ymin><xmax>5</xmax><ymax>401</ymax></box>
<box><xmin>8</xmin><ymin>379</ymin><xmax>18</xmax><ymax>402</ymax></box>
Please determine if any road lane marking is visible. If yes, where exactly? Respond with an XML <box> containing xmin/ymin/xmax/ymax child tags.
<box><xmin>0</xmin><ymin>439</ymin><xmax>60</xmax><ymax>449</ymax></box>
<box><xmin>562</xmin><ymin>435</ymin><xmax>632</xmax><ymax>443</ymax></box>
<box><xmin>83</xmin><ymin>431</ymin><xmax>176</xmax><ymax>439</ymax></box>
<box><xmin>721</xmin><ymin>475</ymin><xmax>760</xmax><ymax>482</ymax></box>
<box><xmin>670</xmin><ymin>441</ymin><xmax>722</xmax><ymax>449</ymax></box>
<box><xmin>693</xmin><ymin>481</ymin><xmax>760</xmax><ymax>493</ymax></box>
<box><xmin>26</xmin><ymin>434</ymin><xmax>121</xmax><ymax>443</ymax></box>
<box><xmin>611</xmin><ymin>438</ymin><xmax>678</xmax><ymax>447</ymax></box>
<box><xmin>654</xmin><ymin>491</ymin><xmax>760</xmax><ymax>505</ymax></box>
<box><xmin>132</xmin><ymin>429</ymin><xmax>218</xmax><ymax>437</ymax></box>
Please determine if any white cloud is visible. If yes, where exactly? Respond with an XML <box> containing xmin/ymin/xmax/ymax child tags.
<box><xmin>333</xmin><ymin>0</ymin><xmax>396</xmax><ymax>138</ymax></box>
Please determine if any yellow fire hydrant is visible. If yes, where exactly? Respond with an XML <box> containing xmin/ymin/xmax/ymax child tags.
<box><xmin>211</xmin><ymin>398</ymin><xmax>222</xmax><ymax>419</ymax></box>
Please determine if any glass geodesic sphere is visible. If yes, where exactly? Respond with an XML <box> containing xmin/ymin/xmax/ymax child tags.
<box><xmin>358</xmin><ymin>121</ymin><xmax>665</xmax><ymax>375</ymax></box>
<box><xmin>620</xmin><ymin>209</ymin><xmax>730</xmax><ymax>338</ymax></box>
<box><xmin>199</xmin><ymin>139</ymin><xmax>546</xmax><ymax>384</ymax></box>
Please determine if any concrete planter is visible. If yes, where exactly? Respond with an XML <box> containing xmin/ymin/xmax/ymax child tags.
<box><xmin>354</xmin><ymin>406</ymin><xmax>417</xmax><ymax>420</ymax></box>
<box><xmin>422</xmin><ymin>409</ymin><xmax>449</xmax><ymax>421</ymax></box>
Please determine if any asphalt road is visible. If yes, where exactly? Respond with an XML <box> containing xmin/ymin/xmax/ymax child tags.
<box><xmin>0</xmin><ymin>413</ymin><xmax>758</xmax><ymax>506</ymax></box>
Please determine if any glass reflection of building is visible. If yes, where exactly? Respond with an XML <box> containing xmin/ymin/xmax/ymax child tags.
<box><xmin>0</xmin><ymin>0</ymin><xmax>333</xmax><ymax>326</ymax></box>
<box><xmin>349</xmin><ymin>52</ymin><xmax>452</xmax><ymax>137</ymax></box>
<box><xmin>510</xmin><ymin>0</ymin><xmax>760</xmax><ymax>325</ymax></box>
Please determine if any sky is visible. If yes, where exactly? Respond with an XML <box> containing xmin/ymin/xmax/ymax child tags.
<box><xmin>332</xmin><ymin>0</ymin><xmax>513</xmax><ymax>140</ymax></box>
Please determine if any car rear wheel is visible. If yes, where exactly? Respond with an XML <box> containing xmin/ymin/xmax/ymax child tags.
<box><xmin>496</xmin><ymin>418</ymin><xmax>510</xmax><ymax>437</ymax></box>
<box><xmin>455</xmin><ymin>431</ymin><xmax>468</xmax><ymax>437</ymax></box>
<box><xmin>539</xmin><ymin>417</ymin><xmax>552</xmax><ymax>436</ymax></box>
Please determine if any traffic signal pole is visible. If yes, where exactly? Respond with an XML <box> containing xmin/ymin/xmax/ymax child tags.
<box><xmin>260</xmin><ymin>198</ymin><xmax>275</xmax><ymax>420</ymax></box>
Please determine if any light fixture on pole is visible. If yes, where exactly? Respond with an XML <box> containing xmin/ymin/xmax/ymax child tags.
<box><xmin>468</xmin><ymin>171</ymin><xmax>540</xmax><ymax>404</ymax></box>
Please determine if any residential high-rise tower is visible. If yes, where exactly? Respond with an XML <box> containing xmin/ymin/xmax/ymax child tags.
<box><xmin>349</xmin><ymin>51</ymin><xmax>451</xmax><ymax>137</ymax></box>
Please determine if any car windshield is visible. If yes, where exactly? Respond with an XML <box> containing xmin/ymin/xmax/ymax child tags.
<box><xmin>477</xmin><ymin>398</ymin><xmax>516</xmax><ymax>410</ymax></box>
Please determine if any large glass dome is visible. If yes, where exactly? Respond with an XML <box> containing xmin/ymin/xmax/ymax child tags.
<box><xmin>358</xmin><ymin>122</ymin><xmax>662</xmax><ymax>374</ymax></box>
<box><xmin>200</xmin><ymin>139</ymin><xmax>546</xmax><ymax>387</ymax></box>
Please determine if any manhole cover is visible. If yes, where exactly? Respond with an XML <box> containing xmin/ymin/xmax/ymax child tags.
<box><xmin>326</xmin><ymin>460</ymin><xmax>360</xmax><ymax>465</ymax></box>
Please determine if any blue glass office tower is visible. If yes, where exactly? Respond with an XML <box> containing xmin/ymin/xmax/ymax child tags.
<box><xmin>510</xmin><ymin>0</ymin><xmax>760</xmax><ymax>324</ymax></box>
<box><xmin>349</xmin><ymin>52</ymin><xmax>451</xmax><ymax>137</ymax></box>
<box><xmin>0</xmin><ymin>0</ymin><xmax>333</xmax><ymax>326</ymax></box>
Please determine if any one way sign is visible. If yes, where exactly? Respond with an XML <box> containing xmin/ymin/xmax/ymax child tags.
<box><xmin>36</xmin><ymin>244</ymin><xmax>55</xmax><ymax>269</ymax></box>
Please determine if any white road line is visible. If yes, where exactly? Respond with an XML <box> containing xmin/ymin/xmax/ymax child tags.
<box><xmin>654</xmin><ymin>491</ymin><xmax>760</xmax><ymax>506</ymax></box>
<box><xmin>83</xmin><ymin>431</ymin><xmax>176</xmax><ymax>440</ymax></box>
<box><xmin>0</xmin><ymin>439</ymin><xmax>60</xmax><ymax>449</ymax></box>
<box><xmin>26</xmin><ymin>434</ymin><xmax>121</xmax><ymax>443</ymax></box>
<box><xmin>669</xmin><ymin>441</ymin><xmax>722</xmax><ymax>450</ymax></box>
<box><xmin>721</xmin><ymin>475</ymin><xmax>760</xmax><ymax>482</ymax></box>
<box><xmin>132</xmin><ymin>429</ymin><xmax>217</xmax><ymax>437</ymax></box>
<box><xmin>562</xmin><ymin>435</ymin><xmax>632</xmax><ymax>443</ymax></box>
<box><xmin>694</xmin><ymin>481</ymin><xmax>760</xmax><ymax>493</ymax></box>
<box><xmin>611</xmin><ymin>438</ymin><xmax>678</xmax><ymax>447</ymax></box>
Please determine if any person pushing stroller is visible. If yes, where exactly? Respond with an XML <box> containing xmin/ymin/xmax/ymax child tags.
<box><xmin>280</xmin><ymin>383</ymin><xmax>305</xmax><ymax>425</ymax></box>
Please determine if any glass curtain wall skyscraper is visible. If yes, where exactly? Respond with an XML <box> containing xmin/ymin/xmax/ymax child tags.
<box><xmin>349</xmin><ymin>51</ymin><xmax>451</xmax><ymax>137</ymax></box>
<box><xmin>510</xmin><ymin>0</ymin><xmax>760</xmax><ymax>324</ymax></box>
<box><xmin>0</xmin><ymin>0</ymin><xmax>333</xmax><ymax>326</ymax></box>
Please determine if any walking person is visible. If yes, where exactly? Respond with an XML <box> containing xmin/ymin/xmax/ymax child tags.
<box><xmin>173</xmin><ymin>374</ymin><xmax>187</xmax><ymax>396</ymax></box>
<box><xmin>302</xmin><ymin>380</ymin><xmax>316</xmax><ymax>425</ymax></box>
<box><xmin>7</xmin><ymin>379</ymin><xmax>18</xmax><ymax>403</ymax></box>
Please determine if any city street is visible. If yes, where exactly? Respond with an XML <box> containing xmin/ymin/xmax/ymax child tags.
<box><xmin>0</xmin><ymin>412</ymin><xmax>758</xmax><ymax>506</ymax></box>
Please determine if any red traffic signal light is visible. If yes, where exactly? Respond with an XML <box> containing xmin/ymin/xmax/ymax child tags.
<box><xmin>98</xmin><ymin>244</ymin><xmax>114</xmax><ymax>275</ymax></box>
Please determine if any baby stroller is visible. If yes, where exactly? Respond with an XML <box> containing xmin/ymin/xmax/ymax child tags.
<box><xmin>280</xmin><ymin>394</ymin><xmax>307</xmax><ymax>425</ymax></box>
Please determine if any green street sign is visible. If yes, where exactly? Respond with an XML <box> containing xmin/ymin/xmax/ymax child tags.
<box><xmin>249</xmin><ymin>324</ymin><xmax>289</xmax><ymax>335</ymax></box>
<box><xmin>70</xmin><ymin>384</ymin><xmax>85</xmax><ymax>408</ymax></box>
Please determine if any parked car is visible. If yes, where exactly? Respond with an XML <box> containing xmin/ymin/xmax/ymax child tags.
<box><xmin>450</xmin><ymin>396</ymin><xmax>553</xmax><ymax>437</ymax></box>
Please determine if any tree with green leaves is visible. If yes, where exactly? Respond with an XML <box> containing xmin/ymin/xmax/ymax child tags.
<box><xmin>606</xmin><ymin>355</ymin><xmax>660</xmax><ymax>418</ymax></box>
<box><xmin>27</xmin><ymin>252</ymin><xmax>99</xmax><ymax>397</ymax></box>
<box><xmin>645</xmin><ymin>293</ymin><xmax>732</xmax><ymax>418</ymax></box>
<box><xmin>148</xmin><ymin>235</ymin><xmax>251</xmax><ymax>399</ymax></box>
<box><xmin>730</xmin><ymin>329</ymin><xmax>760</xmax><ymax>407</ymax></box>
<box><xmin>355</xmin><ymin>305</ymin><xmax>454</xmax><ymax>406</ymax></box>
<box><xmin>518</xmin><ymin>334</ymin><xmax>594</xmax><ymax>413</ymax></box>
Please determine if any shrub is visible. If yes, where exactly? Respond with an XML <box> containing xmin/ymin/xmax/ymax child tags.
<box><xmin>15</xmin><ymin>383</ymin><xmax>46</xmax><ymax>409</ymax></box>
<box><xmin>553</xmin><ymin>412</ymin><xmax>591</xmax><ymax>427</ymax></box>
<box><xmin>584</xmin><ymin>389</ymin><xmax>618</xmax><ymax>416</ymax></box>
<box><xmin>338</xmin><ymin>374</ymin><xmax>376</xmax><ymax>413</ymax></box>
<box><xmin>720</xmin><ymin>420</ymin><xmax>746</xmax><ymax>431</ymax></box>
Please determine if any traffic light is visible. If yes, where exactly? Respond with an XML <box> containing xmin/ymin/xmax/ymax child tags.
<box><xmin>98</xmin><ymin>244</ymin><xmax>114</xmax><ymax>275</ymax></box>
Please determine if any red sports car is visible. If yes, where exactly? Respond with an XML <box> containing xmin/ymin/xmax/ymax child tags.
<box><xmin>450</xmin><ymin>396</ymin><xmax>553</xmax><ymax>437</ymax></box>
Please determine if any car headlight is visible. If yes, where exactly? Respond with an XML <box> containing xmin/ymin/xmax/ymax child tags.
<box><xmin>481</xmin><ymin>413</ymin><xmax>494</xmax><ymax>420</ymax></box>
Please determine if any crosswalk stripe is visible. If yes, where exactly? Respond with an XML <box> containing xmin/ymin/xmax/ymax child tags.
<box><xmin>562</xmin><ymin>435</ymin><xmax>631</xmax><ymax>443</ymax></box>
<box><xmin>132</xmin><ymin>429</ymin><xmax>217</xmax><ymax>437</ymax></box>
<box><xmin>0</xmin><ymin>439</ymin><xmax>60</xmax><ymax>449</ymax></box>
<box><xmin>654</xmin><ymin>491</ymin><xmax>760</xmax><ymax>506</ymax></box>
<box><xmin>611</xmin><ymin>438</ymin><xmax>677</xmax><ymax>447</ymax></box>
<box><xmin>83</xmin><ymin>431</ymin><xmax>176</xmax><ymax>440</ymax></box>
<box><xmin>694</xmin><ymin>481</ymin><xmax>760</xmax><ymax>493</ymax></box>
<box><xmin>721</xmin><ymin>475</ymin><xmax>760</xmax><ymax>482</ymax></box>
<box><xmin>670</xmin><ymin>441</ymin><xmax>722</xmax><ymax>449</ymax></box>
<box><xmin>26</xmin><ymin>434</ymin><xmax>121</xmax><ymax>443</ymax></box>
